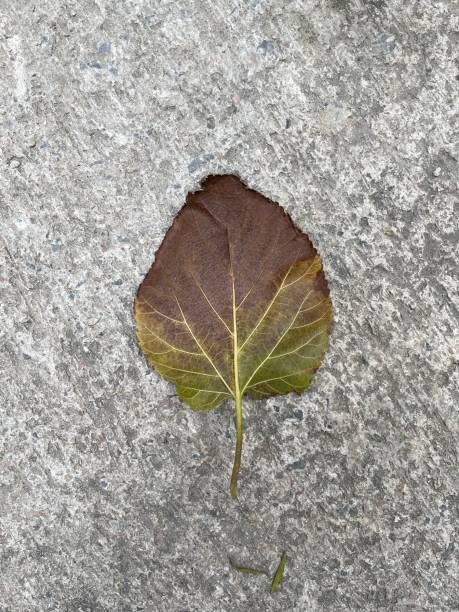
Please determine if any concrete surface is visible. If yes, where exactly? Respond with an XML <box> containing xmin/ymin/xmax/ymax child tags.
<box><xmin>1</xmin><ymin>1</ymin><xmax>458</xmax><ymax>610</ymax></box>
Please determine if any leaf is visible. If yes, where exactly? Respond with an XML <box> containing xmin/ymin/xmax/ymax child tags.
<box><xmin>271</xmin><ymin>551</ymin><xmax>287</xmax><ymax>593</ymax></box>
<box><xmin>229</xmin><ymin>557</ymin><xmax>269</xmax><ymax>576</ymax></box>
<box><xmin>134</xmin><ymin>175</ymin><xmax>332</xmax><ymax>496</ymax></box>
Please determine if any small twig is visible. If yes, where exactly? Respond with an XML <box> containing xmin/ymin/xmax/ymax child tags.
<box><xmin>229</xmin><ymin>557</ymin><xmax>269</xmax><ymax>577</ymax></box>
<box><xmin>271</xmin><ymin>551</ymin><xmax>288</xmax><ymax>593</ymax></box>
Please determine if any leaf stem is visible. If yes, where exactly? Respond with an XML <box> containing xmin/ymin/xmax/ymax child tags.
<box><xmin>230</xmin><ymin>392</ymin><xmax>243</xmax><ymax>498</ymax></box>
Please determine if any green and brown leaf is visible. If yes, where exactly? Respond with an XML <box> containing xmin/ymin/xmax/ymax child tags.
<box><xmin>134</xmin><ymin>175</ymin><xmax>332</xmax><ymax>496</ymax></box>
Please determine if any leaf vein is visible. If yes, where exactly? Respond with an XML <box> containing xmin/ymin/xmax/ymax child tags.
<box><xmin>136</xmin><ymin>298</ymin><xmax>184</xmax><ymax>324</ymax></box>
<box><xmin>154</xmin><ymin>363</ymin><xmax>220</xmax><ymax>377</ymax></box>
<box><xmin>269</xmin><ymin>330</ymin><xmax>325</xmax><ymax>359</ymax></box>
<box><xmin>247</xmin><ymin>369</ymin><xmax>314</xmax><ymax>389</ymax></box>
<box><xmin>180</xmin><ymin>385</ymin><xmax>231</xmax><ymax>395</ymax></box>
<box><xmin>237</xmin><ymin>263</ymin><xmax>295</xmax><ymax>353</ymax></box>
<box><xmin>281</xmin><ymin>258</ymin><xmax>319</xmax><ymax>290</ymax></box>
<box><xmin>291</xmin><ymin>313</ymin><xmax>328</xmax><ymax>330</ymax></box>
<box><xmin>197</xmin><ymin>282</ymin><xmax>233</xmax><ymax>336</ymax></box>
<box><xmin>139</xmin><ymin>323</ymin><xmax>203</xmax><ymax>356</ymax></box>
<box><xmin>175</xmin><ymin>297</ymin><xmax>234</xmax><ymax>395</ymax></box>
<box><xmin>241</xmin><ymin>288</ymin><xmax>315</xmax><ymax>393</ymax></box>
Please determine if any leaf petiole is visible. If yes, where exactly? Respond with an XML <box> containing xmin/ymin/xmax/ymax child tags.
<box><xmin>230</xmin><ymin>392</ymin><xmax>243</xmax><ymax>498</ymax></box>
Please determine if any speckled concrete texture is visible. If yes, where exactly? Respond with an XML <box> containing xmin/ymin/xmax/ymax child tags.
<box><xmin>1</xmin><ymin>1</ymin><xmax>458</xmax><ymax>610</ymax></box>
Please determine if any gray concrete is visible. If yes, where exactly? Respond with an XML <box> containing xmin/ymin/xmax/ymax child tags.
<box><xmin>1</xmin><ymin>1</ymin><xmax>458</xmax><ymax>610</ymax></box>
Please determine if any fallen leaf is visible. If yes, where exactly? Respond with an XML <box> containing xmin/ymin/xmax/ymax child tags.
<box><xmin>135</xmin><ymin>175</ymin><xmax>332</xmax><ymax>496</ymax></box>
